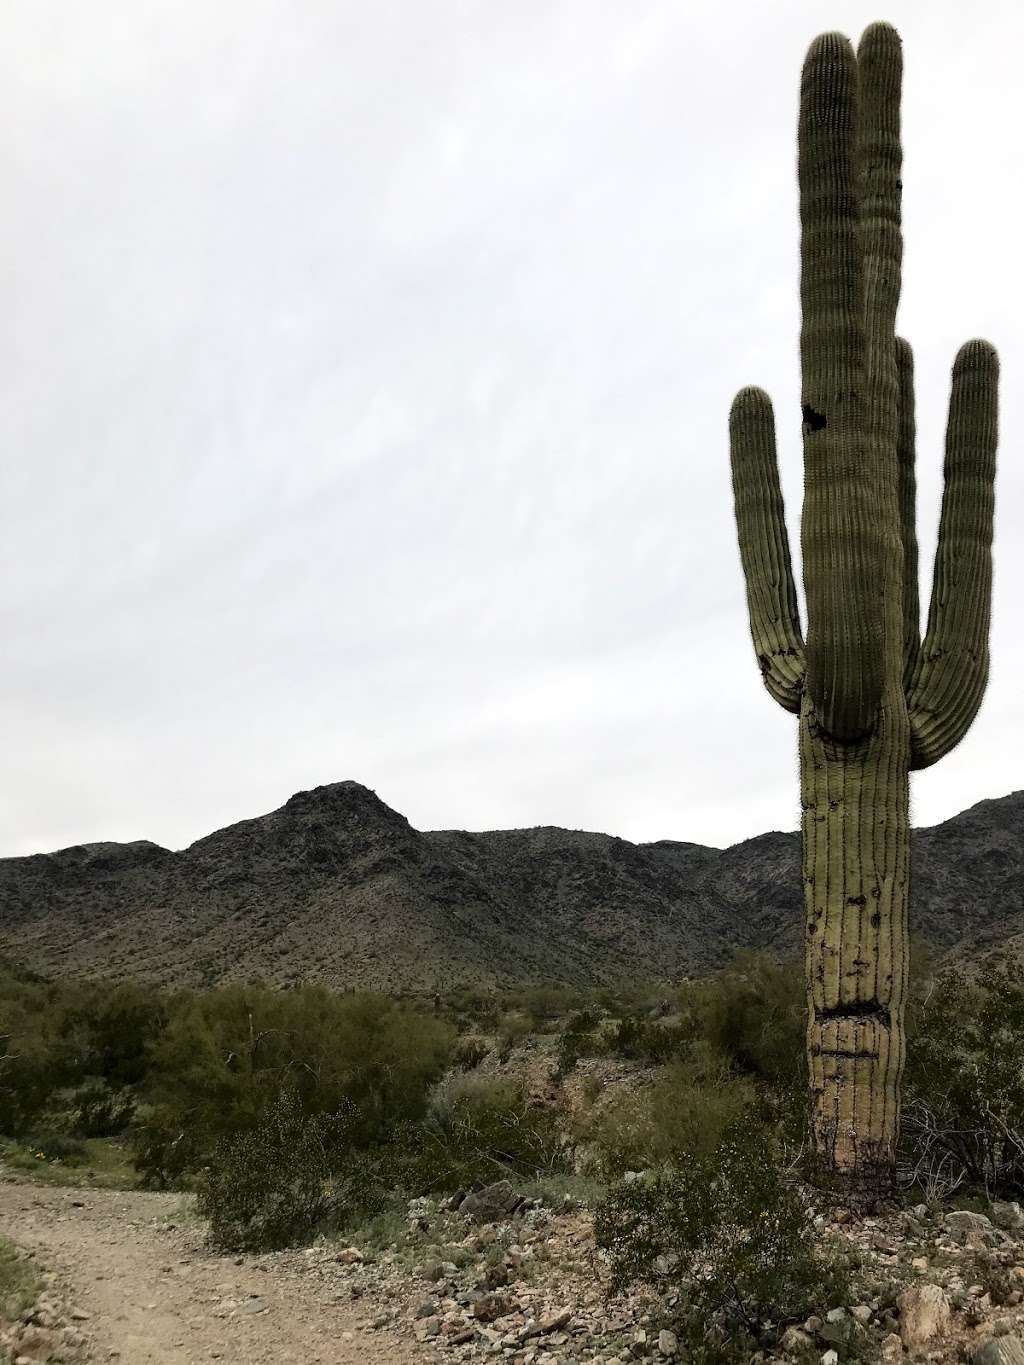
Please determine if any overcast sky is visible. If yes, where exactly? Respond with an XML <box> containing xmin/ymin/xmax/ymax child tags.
<box><xmin>1</xmin><ymin>0</ymin><xmax>1020</xmax><ymax>857</ymax></box>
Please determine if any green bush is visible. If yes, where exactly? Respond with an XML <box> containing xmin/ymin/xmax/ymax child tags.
<box><xmin>133</xmin><ymin>985</ymin><xmax>452</xmax><ymax>1185</ymax></box>
<box><xmin>197</xmin><ymin>1089</ymin><xmax>355</xmax><ymax>1251</ymax></box>
<box><xmin>902</xmin><ymin>961</ymin><xmax>1024</xmax><ymax>1194</ymax></box>
<box><xmin>607</xmin><ymin>1010</ymin><xmax>689</xmax><ymax>1064</ymax></box>
<box><xmin>69</xmin><ymin>1080</ymin><xmax>136</xmax><ymax>1138</ymax></box>
<box><xmin>556</xmin><ymin>1007</ymin><xmax>603</xmax><ymax>1075</ymax></box>
<box><xmin>580</xmin><ymin>1050</ymin><xmax>755</xmax><ymax>1179</ymax></box>
<box><xmin>406</xmin><ymin>1073</ymin><xmax>567</xmax><ymax>1191</ymax></box>
<box><xmin>682</xmin><ymin>953</ymin><xmax>805</xmax><ymax>1093</ymax></box>
<box><xmin>594</xmin><ymin>1115</ymin><xmax>849</xmax><ymax>1356</ymax></box>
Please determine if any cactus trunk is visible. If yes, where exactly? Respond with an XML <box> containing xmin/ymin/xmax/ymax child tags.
<box><xmin>801</xmin><ymin>694</ymin><xmax>910</xmax><ymax>1178</ymax></box>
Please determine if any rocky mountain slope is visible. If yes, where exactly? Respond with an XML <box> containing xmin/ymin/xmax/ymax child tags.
<box><xmin>0</xmin><ymin>782</ymin><xmax>1020</xmax><ymax>991</ymax></box>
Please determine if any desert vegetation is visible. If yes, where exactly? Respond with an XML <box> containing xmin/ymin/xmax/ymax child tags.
<box><xmin>4</xmin><ymin>948</ymin><xmax>1024</xmax><ymax>1359</ymax></box>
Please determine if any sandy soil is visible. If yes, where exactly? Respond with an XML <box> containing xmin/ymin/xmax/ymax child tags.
<box><xmin>0</xmin><ymin>1179</ymin><xmax>432</xmax><ymax>1364</ymax></box>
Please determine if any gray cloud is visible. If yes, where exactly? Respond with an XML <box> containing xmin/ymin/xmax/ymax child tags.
<box><xmin>1</xmin><ymin>0</ymin><xmax>1020</xmax><ymax>855</ymax></box>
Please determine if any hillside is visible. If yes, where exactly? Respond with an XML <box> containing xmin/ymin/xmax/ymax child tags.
<box><xmin>0</xmin><ymin>781</ymin><xmax>1021</xmax><ymax>991</ymax></box>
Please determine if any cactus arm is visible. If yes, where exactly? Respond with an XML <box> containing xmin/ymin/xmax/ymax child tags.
<box><xmin>908</xmin><ymin>340</ymin><xmax>999</xmax><ymax>769</ymax></box>
<box><xmin>896</xmin><ymin>337</ymin><xmax>920</xmax><ymax>691</ymax></box>
<box><xmin>729</xmin><ymin>386</ymin><xmax>805</xmax><ymax>712</ymax></box>
<box><xmin>799</xmin><ymin>34</ymin><xmax>884</xmax><ymax>742</ymax></box>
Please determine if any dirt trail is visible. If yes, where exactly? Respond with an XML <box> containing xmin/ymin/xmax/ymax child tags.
<box><xmin>0</xmin><ymin>1179</ymin><xmax>431</xmax><ymax>1365</ymax></box>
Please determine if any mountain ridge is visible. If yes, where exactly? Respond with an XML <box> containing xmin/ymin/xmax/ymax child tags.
<box><xmin>1</xmin><ymin>781</ymin><xmax>1021</xmax><ymax>992</ymax></box>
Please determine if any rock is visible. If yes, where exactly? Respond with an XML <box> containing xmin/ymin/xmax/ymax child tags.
<box><xmin>241</xmin><ymin>1296</ymin><xmax>267</xmax><ymax>1313</ymax></box>
<box><xmin>11</xmin><ymin>1326</ymin><xmax>57</xmax><ymax>1361</ymax></box>
<box><xmin>974</xmin><ymin>1337</ymin><xmax>1024</xmax><ymax>1365</ymax></box>
<box><xmin>804</xmin><ymin>1315</ymin><xmax>823</xmax><ymax>1333</ymax></box>
<box><xmin>992</xmin><ymin>1203</ymin><xmax>1024</xmax><ymax>1232</ymax></box>
<box><xmin>69</xmin><ymin>1310</ymin><xmax>90</xmax><ymax>1322</ymax></box>
<box><xmin>850</xmin><ymin>1305</ymin><xmax>873</xmax><ymax>1323</ymax></box>
<box><xmin>458</xmin><ymin>1180</ymin><xmax>524</xmax><ymax>1224</ymax></box>
<box><xmin>414</xmin><ymin>1299</ymin><xmax>439</xmax><ymax>1319</ymax></box>
<box><xmin>880</xmin><ymin>1332</ymin><xmax>904</xmax><ymax>1364</ymax></box>
<box><xmin>335</xmin><ymin>1247</ymin><xmax>364</xmax><ymax>1265</ymax></box>
<box><xmin>822</xmin><ymin>1351</ymin><xmax>838</xmax><ymax>1365</ymax></box>
<box><xmin>780</xmin><ymin>1326</ymin><xmax>813</xmax><ymax>1353</ymax></box>
<box><xmin>450</xmin><ymin>1328</ymin><xmax>475</xmax><ymax>1345</ymax></box>
<box><xmin>658</xmin><ymin>1328</ymin><xmax>678</xmax><ymax>1355</ymax></box>
<box><xmin>898</xmin><ymin>1284</ymin><xmax>951</xmax><ymax>1349</ymax></box>
<box><xmin>473</xmin><ymin>1294</ymin><xmax>513</xmax><ymax>1323</ymax></box>
<box><xmin>947</xmin><ymin>1211</ymin><xmax>994</xmax><ymax>1234</ymax></box>
<box><xmin>541</xmin><ymin>1309</ymin><xmax>572</xmax><ymax>1334</ymax></box>
<box><xmin>416</xmin><ymin>1317</ymin><xmax>440</xmax><ymax>1340</ymax></box>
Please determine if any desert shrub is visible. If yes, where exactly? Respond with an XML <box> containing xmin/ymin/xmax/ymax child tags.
<box><xmin>453</xmin><ymin>1036</ymin><xmax>490</xmax><ymax>1071</ymax></box>
<box><xmin>57</xmin><ymin>983</ymin><xmax>167</xmax><ymax>1089</ymax></box>
<box><xmin>197</xmin><ymin>1089</ymin><xmax>356</xmax><ymax>1251</ymax></box>
<box><xmin>581</xmin><ymin>1050</ymin><xmax>755</xmax><ymax>1179</ymax></box>
<box><xmin>902</xmin><ymin>962</ymin><xmax>1024</xmax><ymax>1194</ymax></box>
<box><xmin>68</xmin><ymin>1080</ymin><xmax>136</xmax><ymax>1138</ymax></box>
<box><xmin>683</xmin><ymin>953</ymin><xmax>805</xmax><ymax>1093</ymax></box>
<box><xmin>556</xmin><ymin>1007</ymin><xmax>603</xmax><ymax>1075</ymax></box>
<box><xmin>405</xmin><ymin>1073</ymin><xmax>567</xmax><ymax>1191</ymax></box>
<box><xmin>21</xmin><ymin>1133</ymin><xmax>88</xmax><ymax>1165</ymax></box>
<box><xmin>608</xmin><ymin>1010</ymin><xmax>690</xmax><ymax>1064</ymax></box>
<box><xmin>594</xmin><ymin>1115</ymin><xmax>849</xmax><ymax>1355</ymax></box>
<box><xmin>496</xmin><ymin>1011</ymin><xmax>532</xmax><ymax>1062</ymax></box>
<box><xmin>134</xmin><ymin>986</ymin><xmax>452</xmax><ymax>1185</ymax></box>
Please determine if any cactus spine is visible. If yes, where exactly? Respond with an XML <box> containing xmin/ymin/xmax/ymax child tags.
<box><xmin>729</xmin><ymin>24</ymin><xmax>998</xmax><ymax>1181</ymax></box>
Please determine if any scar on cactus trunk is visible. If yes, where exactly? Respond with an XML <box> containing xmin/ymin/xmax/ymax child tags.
<box><xmin>728</xmin><ymin>24</ymin><xmax>998</xmax><ymax>1186</ymax></box>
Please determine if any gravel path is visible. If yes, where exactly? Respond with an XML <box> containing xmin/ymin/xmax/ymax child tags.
<box><xmin>0</xmin><ymin>1179</ymin><xmax>432</xmax><ymax>1364</ymax></box>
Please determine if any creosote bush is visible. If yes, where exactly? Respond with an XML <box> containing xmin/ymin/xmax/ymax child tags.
<box><xmin>197</xmin><ymin>1090</ymin><xmax>356</xmax><ymax>1251</ymax></box>
<box><xmin>580</xmin><ymin>1049</ymin><xmax>755</xmax><ymax>1179</ymax></box>
<box><xmin>595</xmin><ymin>1116</ymin><xmax>851</xmax><ymax>1356</ymax></box>
<box><xmin>902</xmin><ymin>960</ymin><xmax>1024</xmax><ymax>1193</ymax></box>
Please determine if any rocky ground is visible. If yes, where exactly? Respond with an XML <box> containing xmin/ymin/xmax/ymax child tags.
<box><xmin>6</xmin><ymin>1173</ymin><xmax>1024</xmax><ymax>1365</ymax></box>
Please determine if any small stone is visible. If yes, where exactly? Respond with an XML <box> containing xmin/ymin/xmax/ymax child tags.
<box><xmin>780</xmin><ymin>1326</ymin><xmax>813</xmax><ymax>1353</ymax></box>
<box><xmin>415</xmin><ymin>1299</ymin><xmax>439</xmax><ymax>1319</ymax></box>
<box><xmin>69</xmin><ymin>1310</ymin><xmax>90</xmax><ymax>1322</ymax></box>
<box><xmin>912</xmin><ymin>1256</ymin><xmax>930</xmax><ymax>1271</ymax></box>
<box><xmin>822</xmin><ymin>1351</ymin><xmax>839</xmax><ymax>1365</ymax></box>
<box><xmin>850</xmin><ymin>1305</ymin><xmax>873</xmax><ymax>1323</ymax></box>
<box><xmin>658</xmin><ymin>1328</ymin><xmax>678</xmax><ymax>1356</ymax></box>
<box><xmin>880</xmin><ymin>1332</ymin><xmax>904</xmax><ymax>1364</ymax></box>
<box><xmin>541</xmin><ymin>1309</ymin><xmax>572</xmax><ymax>1334</ymax></box>
<box><xmin>241</xmin><ymin>1297</ymin><xmax>267</xmax><ymax>1314</ymax></box>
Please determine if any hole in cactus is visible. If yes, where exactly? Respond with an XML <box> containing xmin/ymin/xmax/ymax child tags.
<box><xmin>802</xmin><ymin>404</ymin><xmax>827</xmax><ymax>431</ymax></box>
<box><xmin>815</xmin><ymin>999</ymin><xmax>889</xmax><ymax>1024</ymax></box>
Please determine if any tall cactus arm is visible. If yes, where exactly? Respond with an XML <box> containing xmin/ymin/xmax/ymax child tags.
<box><xmin>857</xmin><ymin>23</ymin><xmax>903</xmax><ymax>509</ymax></box>
<box><xmin>896</xmin><ymin>337</ymin><xmax>920</xmax><ymax>691</ymax></box>
<box><xmin>729</xmin><ymin>387</ymin><xmax>805</xmax><ymax>712</ymax></box>
<box><xmin>908</xmin><ymin>340</ymin><xmax>999</xmax><ymax>769</ymax></box>
<box><xmin>799</xmin><ymin>34</ymin><xmax>884</xmax><ymax>742</ymax></box>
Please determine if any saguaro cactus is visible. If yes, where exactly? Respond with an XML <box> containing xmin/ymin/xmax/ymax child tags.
<box><xmin>729</xmin><ymin>24</ymin><xmax>998</xmax><ymax>1182</ymax></box>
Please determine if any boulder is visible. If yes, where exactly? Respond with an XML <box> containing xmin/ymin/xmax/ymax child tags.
<box><xmin>992</xmin><ymin>1203</ymin><xmax>1024</xmax><ymax>1232</ymax></box>
<box><xmin>974</xmin><ymin>1337</ymin><xmax>1024</xmax><ymax>1365</ymax></box>
<box><xmin>898</xmin><ymin>1283</ymin><xmax>951</xmax><ymax>1349</ymax></box>
<box><xmin>458</xmin><ymin>1180</ymin><xmax>524</xmax><ymax>1223</ymax></box>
